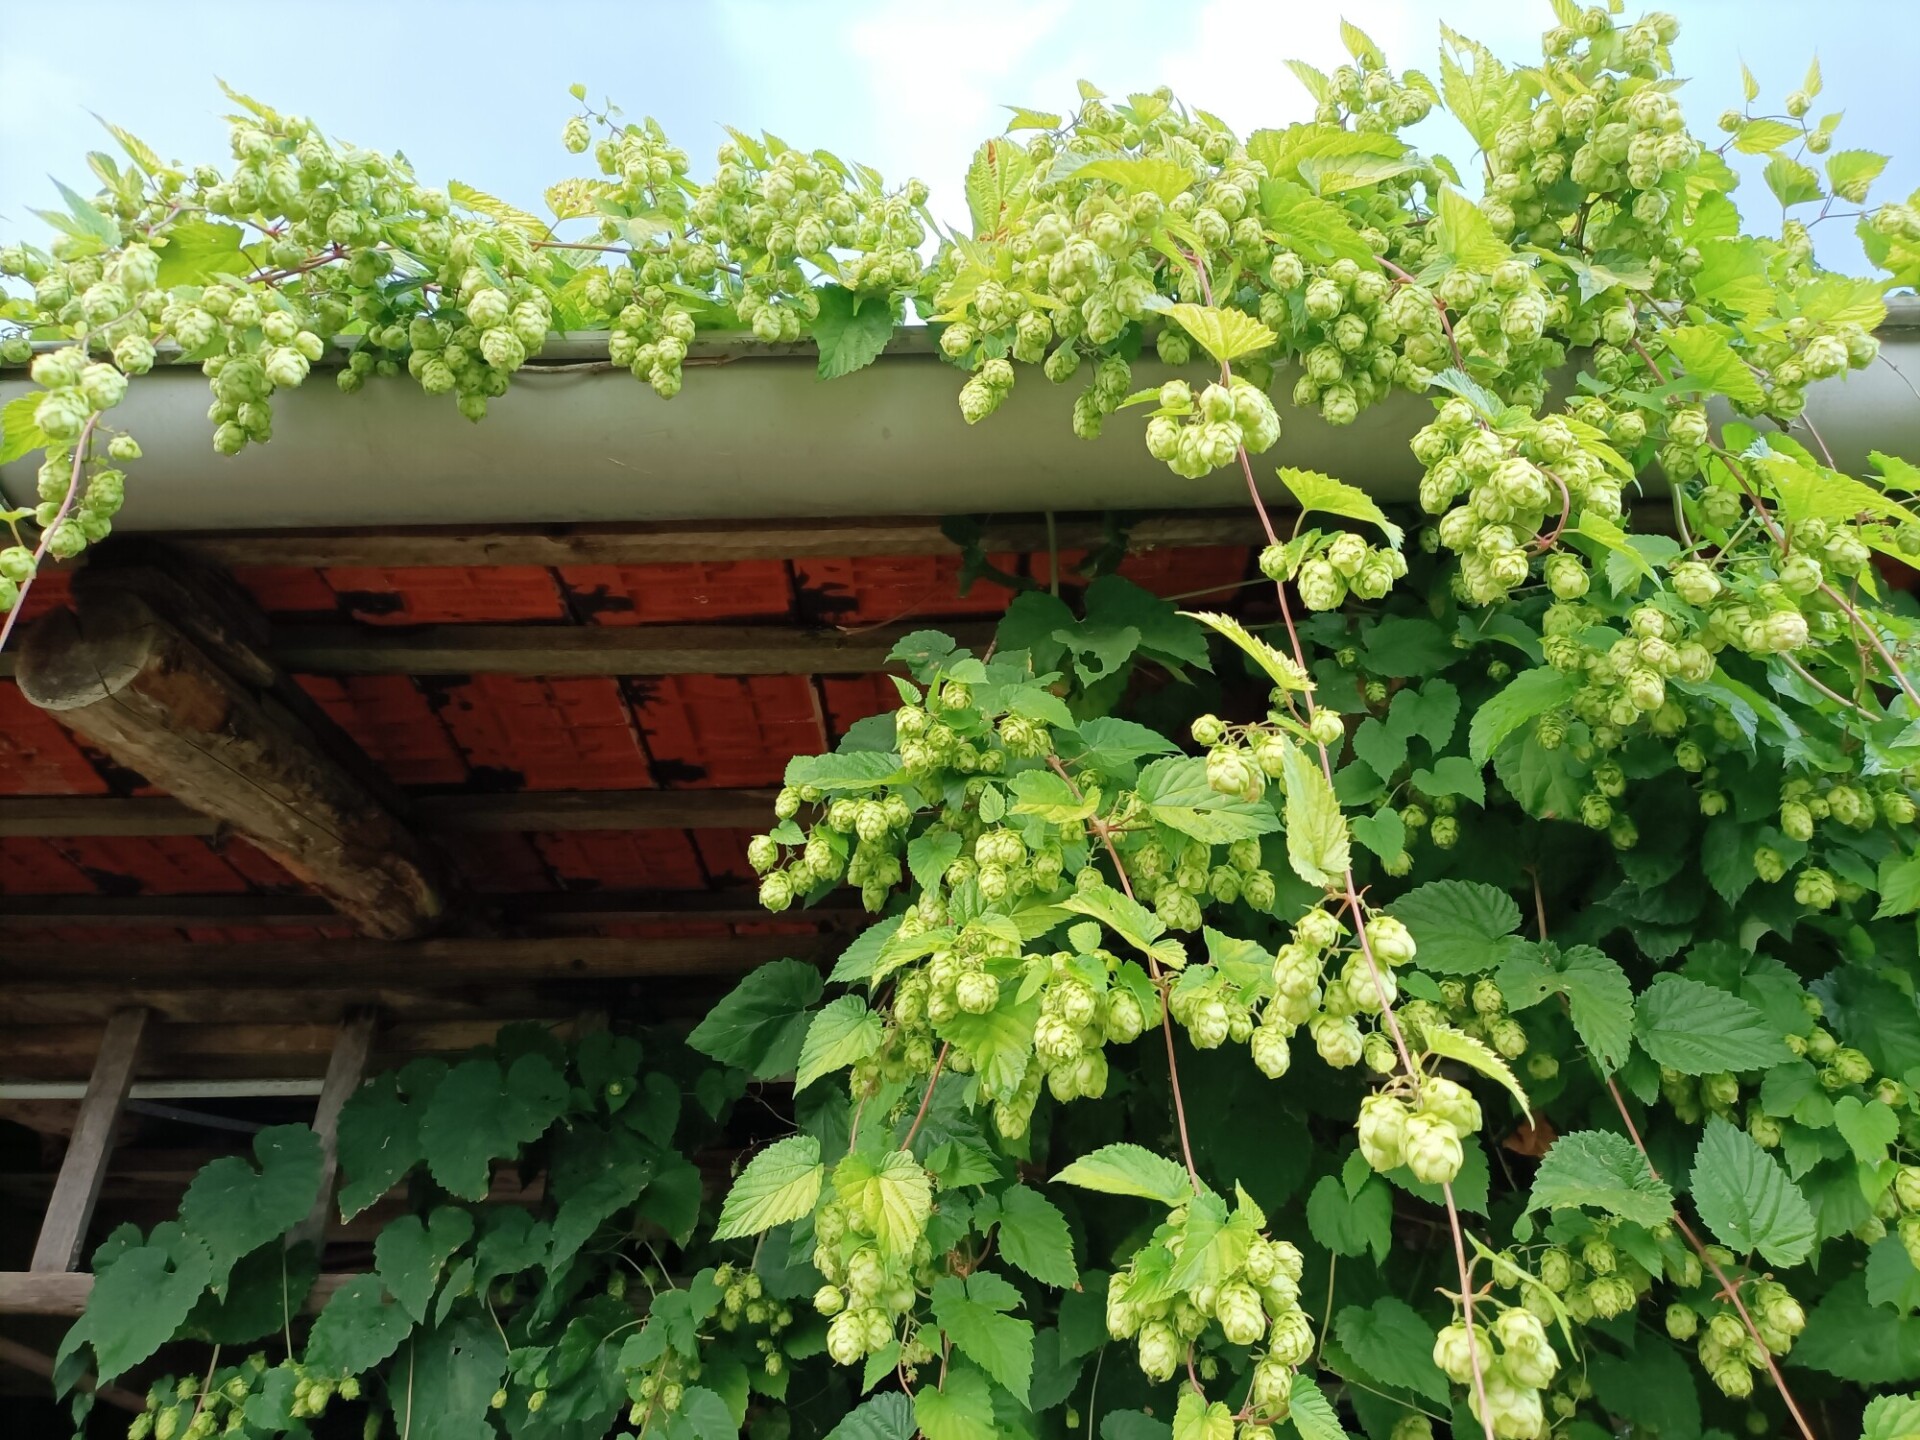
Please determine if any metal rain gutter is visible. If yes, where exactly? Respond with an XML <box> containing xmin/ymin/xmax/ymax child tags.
<box><xmin>2</xmin><ymin>299</ymin><xmax>1916</xmax><ymax>531</ymax></box>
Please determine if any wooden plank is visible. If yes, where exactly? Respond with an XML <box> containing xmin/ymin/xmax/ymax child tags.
<box><xmin>0</xmin><ymin>1336</ymin><xmax>144</xmax><ymax>1413</ymax></box>
<box><xmin>0</xmin><ymin>887</ymin><xmax>858</xmax><ymax>930</ymax></box>
<box><xmin>0</xmin><ymin>932</ymin><xmax>839</xmax><ymax>986</ymax></box>
<box><xmin>170</xmin><ymin>513</ymin><xmax>1266</xmax><ymax>569</ymax></box>
<box><xmin>16</xmin><ymin>592</ymin><xmax>445</xmax><ymax>938</ymax></box>
<box><xmin>290</xmin><ymin>1012</ymin><xmax>377</xmax><ymax>1250</ymax></box>
<box><xmin>0</xmin><ymin>1020</ymin><xmax>552</xmax><ymax>1080</ymax></box>
<box><xmin>413</xmin><ymin>788</ymin><xmax>780</xmax><ymax>831</ymax></box>
<box><xmin>0</xmin><ymin>788</ymin><xmax>779</xmax><ymax>838</ymax></box>
<box><xmin>266</xmin><ymin>620</ymin><xmax>996</xmax><ymax>677</ymax></box>
<box><xmin>0</xmin><ymin>1270</ymin><xmax>357</xmax><ymax>1318</ymax></box>
<box><xmin>30</xmin><ymin>1009</ymin><xmax>147</xmax><ymax>1272</ymax></box>
<box><xmin>0</xmin><ymin>796</ymin><xmax>215</xmax><ymax>838</ymax></box>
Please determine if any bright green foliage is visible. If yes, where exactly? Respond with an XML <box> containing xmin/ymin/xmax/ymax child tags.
<box><xmin>22</xmin><ymin>9</ymin><xmax>1920</xmax><ymax>1440</ymax></box>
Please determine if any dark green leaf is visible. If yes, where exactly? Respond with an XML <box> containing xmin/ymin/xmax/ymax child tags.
<box><xmin>1690</xmin><ymin>1116</ymin><xmax>1814</xmax><ymax>1266</ymax></box>
<box><xmin>1335</xmin><ymin>1297</ymin><xmax>1448</xmax><ymax>1403</ymax></box>
<box><xmin>687</xmin><ymin>960</ymin><xmax>824</xmax><ymax>1077</ymax></box>
<box><xmin>179</xmin><ymin>1124</ymin><xmax>322</xmax><ymax>1289</ymax></box>
<box><xmin>812</xmin><ymin>288</ymin><xmax>895</xmax><ymax>380</ymax></box>
<box><xmin>1529</xmin><ymin>1130</ymin><xmax>1674</xmax><ymax>1228</ymax></box>
<box><xmin>1392</xmin><ymin>879</ymin><xmax>1522</xmax><ymax>975</ymax></box>
<box><xmin>1634</xmin><ymin>976</ymin><xmax>1791</xmax><ymax>1075</ymax></box>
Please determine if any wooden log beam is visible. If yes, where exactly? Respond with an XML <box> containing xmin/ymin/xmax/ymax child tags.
<box><xmin>0</xmin><ymin>1335</ymin><xmax>144</xmax><ymax>1411</ymax></box>
<box><xmin>0</xmin><ymin>932</ymin><xmax>839</xmax><ymax>986</ymax></box>
<box><xmin>263</xmin><ymin>620</ymin><xmax>996</xmax><ymax>677</ymax></box>
<box><xmin>0</xmin><ymin>1270</ymin><xmax>358</xmax><ymax>1318</ymax></box>
<box><xmin>0</xmin><ymin>888</ymin><xmax>860</xmax><ymax>930</ymax></box>
<box><xmin>15</xmin><ymin>591</ymin><xmax>444</xmax><ymax>939</ymax></box>
<box><xmin>30</xmin><ymin>1009</ymin><xmax>146</xmax><ymax>1273</ymax></box>
<box><xmin>169</xmin><ymin>512</ymin><xmax>1267</xmax><ymax>568</ymax></box>
<box><xmin>0</xmin><ymin>1020</ymin><xmax>558</xmax><ymax>1080</ymax></box>
<box><xmin>0</xmin><ymin>787</ymin><xmax>778</xmax><ymax>838</ymax></box>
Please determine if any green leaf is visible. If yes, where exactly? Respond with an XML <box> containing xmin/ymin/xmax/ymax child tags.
<box><xmin>937</xmin><ymin>988</ymin><xmax>1042</xmax><ymax>1100</ymax></box>
<box><xmin>448</xmin><ymin>179</ymin><xmax>548</xmax><ymax>237</ymax></box>
<box><xmin>304</xmin><ymin>1274</ymin><xmax>414</xmax><ymax>1376</ymax></box>
<box><xmin>1733</xmin><ymin>117</ymin><xmax>1800</xmax><ymax>154</ymax></box>
<box><xmin>688</xmin><ymin>960</ymin><xmax>824</xmax><ymax>1078</ymax></box>
<box><xmin>1661</xmin><ymin>327</ymin><xmax>1766</xmax><ymax>409</ymax></box>
<box><xmin>715</xmin><ymin>1136</ymin><xmax>824</xmax><ymax>1240</ymax></box>
<box><xmin>1528</xmin><ymin>1130</ymin><xmax>1674</xmax><ymax>1228</ymax></box>
<box><xmin>374</xmin><ymin>1206</ymin><xmax>473</xmax><ymax>1324</ymax></box>
<box><xmin>825</xmin><ymin>1393</ymin><xmax>917</xmax><ymax>1440</ymax></box>
<box><xmin>851</xmin><ymin>1150</ymin><xmax>935</xmax><ymax>1257</ymax></box>
<box><xmin>673</xmin><ymin>1387</ymin><xmax>738</xmax><ymax>1440</ymax></box>
<box><xmin>1076</xmin><ymin>156</ymin><xmax>1195</xmax><ymax>203</ymax></box>
<box><xmin>1409</xmin><ymin>754</ymin><xmax>1486</xmax><ymax>807</ymax></box>
<box><xmin>1008</xmin><ymin>769</ymin><xmax>1100</xmax><ymax>824</ymax></box>
<box><xmin>1765</xmin><ymin>153</ymin><xmax>1825</xmax><ymax>208</ymax></box>
<box><xmin>1162</xmin><ymin>302</ymin><xmax>1275</xmax><ymax>364</ymax></box>
<box><xmin>1183</xmin><ymin>611</ymin><xmax>1311</xmax><ymax>692</ymax></box>
<box><xmin>1170</xmin><ymin>1391</ymin><xmax>1234</xmax><ymax>1440</ymax></box>
<box><xmin>1053</xmin><ymin>1143</ymin><xmax>1192</xmax><ymax>1206</ymax></box>
<box><xmin>0</xmin><ymin>395</ymin><xmax>49</xmax><ymax>467</ymax></box>
<box><xmin>1279</xmin><ymin>739</ymin><xmax>1349</xmax><ymax>888</ymax></box>
<box><xmin>400</xmin><ymin>1313</ymin><xmax>506</xmax><ymax>1440</ymax></box>
<box><xmin>915</xmin><ymin>1368</ymin><xmax>997</xmax><ymax>1440</ymax></box>
<box><xmin>1274</xmin><ymin>467</ymin><xmax>1405</xmax><ymax>548</ymax></box>
<box><xmin>991</xmin><ymin>1184</ymin><xmax>1078</xmax><ymax>1288</ymax></box>
<box><xmin>1137</xmin><ymin>755</ymin><xmax>1281</xmax><ymax>844</ymax></box>
<box><xmin>795</xmin><ymin>996</ymin><xmax>884</xmax><ymax>1093</ymax></box>
<box><xmin>154</xmin><ymin>217</ymin><xmax>250</xmax><ymax>288</ymax></box>
<box><xmin>1335</xmin><ymin>1297</ymin><xmax>1448</xmax><ymax>1403</ymax></box>
<box><xmin>1423</xmin><ymin>1024</ymin><xmax>1531</xmax><ymax>1119</ymax></box>
<box><xmin>1877</xmin><ymin>853</ymin><xmax>1920</xmax><ymax>918</ymax></box>
<box><xmin>785</xmin><ymin>751</ymin><xmax>905</xmax><ymax>792</ymax></box>
<box><xmin>336</xmin><ymin>1068</ymin><xmax>430</xmax><ymax>1220</ymax></box>
<box><xmin>1350</xmin><ymin>807</ymin><xmax>1406</xmax><ymax>862</ymax></box>
<box><xmin>1102</xmin><ymin>1413</ymin><xmax>1173</xmax><ymax>1440</ymax></box>
<box><xmin>184</xmin><ymin>1240</ymin><xmax>319</xmax><ymax>1346</ymax></box>
<box><xmin>813</xmin><ymin>288</ymin><xmax>895</xmax><ymax>380</ymax></box>
<box><xmin>1306</xmin><ymin>1173</ymin><xmax>1392</xmax><ymax>1264</ymax></box>
<box><xmin>1634</xmin><ymin>975</ymin><xmax>1792</xmax><ymax>1075</ymax></box>
<box><xmin>1556</xmin><ymin>947</ymin><xmax>1637</xmax><ymax>1075</ymax></box>
<box><xmin>1286</xmin><ymin>1371</ymin><xmax>1352</xmax><ymax>1440</ymax></box>
<box><xmin>1358</xmin><ymin>617</ymin><xmax>1454</xmax><ymax>678</ymax></box>
<box><xmin>931</xmin><ymin>1273</ymin><xmax>1033</xmax><ymax>1398</ymax></box>
<box><xmin>1258</xmin><ymin>180</ymin><xmax>1378</xmax><ymax>266</ymax></box>
<box><xmin>1587</xmin><ymin>1340</ymin><xmax>1703</xmax><ymax>1440</ymax></box>
<box><xmin>1863</xmin><ymin>1393</ymin><xmax>1920</xmax><ymax>1440</ymax></box>
<box><xmin>86</xmin><ymin>1223</ymin><xmax>212</xmax><ymax>1381</ymax></box>
<box><xmin>1834</xmin><ymin>1095</ymin><xmax>1901</xmax><ymax>1167</ymax></box>
<box><xmin>179</xmin><ymin>1124</ymin><xmax>322</xmax><ymax>1289</ymax></box>
<box><xmin>1392</xmin><ymin>880</ymin><xmax>1522</xmax><ymax>975</ymax></box>
<box><xmin>420</xmin><ymin>1054</ymin><xmax>567</xmax><ymax>1201</ymax></box>
<box><xmin>1691</xmin><ymin>1115</ymin><xmax>1815</xmax><ymax>1267</ymax></box>
<box><xmin>1430</xmin><ymin>185</ymin><xmax>1510</xmax><ymax>271</ymax></box>
<box><xmin>548</xmin><ymin>1122</ymin><xmax>656</xmax><ymax>1268</ymax></box>
<box><xmin>1826</xmin><ymin>149</ymin><xmax>1889</xmax><ymax>202</ymax></box>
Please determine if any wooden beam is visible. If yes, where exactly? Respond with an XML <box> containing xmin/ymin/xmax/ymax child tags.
<box><xmin>0</xmin><ymin>787</ymin><xmax>777</xmax><ymax>838</ymax></box>
<box><xmin>30</xmin><ymin>1009</ymin><xmax>146</xmax><ymax>1272</ymax></box>
<box><xmin>291</xmin><ymin>1012</ymin><xmax>376</xmax><ymax>1251</ymax></box>
<box><xmin>169</xmin><ymin>513</ymin><xmax>1267</xmax><ymax>569</ymax></box>
<box><xmin>0</xmin><ymin>1336</ymin><xmax>144</xmax><ymax>1412</ymax></box>
<box><xmin>0</xmin><ymin>796</ymin><xmax>215</xmax><ymax>838</ymax></box>
<box><xmin>16</xmin><ymin>591</ymin><xmax>445</xmax><ymax>939</ymax></box>
<box><xmin>0</xmin><ymin>932</ymin><xmax>839</xmax><ymax>987</ymax></box>
<box><xmin>263</xmin><ymin>620</ymin><xmax>996</xmax><ymax>677</ymax></box>
<box><xmin>0</xmin><ymin>888</ymin><xmax>859</xmax><ymax>931</ymax></box>
<box><xmin>0</xmin><ymin>1020</ymin><xmax>556</xmax><ymax>1080</ymax></box>
<box><xmin>0</xmin><ymin>1270</ymin><xmax>357</xmax><ymax>1318</ymax></box>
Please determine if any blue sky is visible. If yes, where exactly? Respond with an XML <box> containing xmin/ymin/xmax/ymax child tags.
<box><xmin>2</xmin><ymin>1</ymin><xmax>1915</xmax><ymax>272</ymax></box>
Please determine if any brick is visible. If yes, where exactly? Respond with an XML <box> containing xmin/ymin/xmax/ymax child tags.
<box><xmin>0</xmin><ymin>682</ymin><xmax>109</xmax><ymax>794</ymax></box>
<box><xmin>560</xmin><ymin>561</ymin><xmax>794</xmax><ymax>623</ymax></box>
<box><xmin>434</xmin><ymin>676</ymin><xmax>654</xmax><ymax>791</ymax></box>
<box><xmin>634</xmin><ymin>674</ymin><xmax>820</xmax><ymax>788</ymax></box>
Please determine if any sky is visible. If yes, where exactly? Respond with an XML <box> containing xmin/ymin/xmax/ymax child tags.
<box><xmin>3</xmin><ymin>0</ymin><xmax>1916</xmax><ymax>273</ymax></box>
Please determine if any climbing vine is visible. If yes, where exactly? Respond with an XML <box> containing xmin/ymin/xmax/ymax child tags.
<box><xmin>10</xmin><ymin>3</ymin><xmax>1920</xmax><ymax>1439</ymax></box>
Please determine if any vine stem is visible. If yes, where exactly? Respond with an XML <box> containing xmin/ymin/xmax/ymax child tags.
<box><xmin>900</xmin><ymin>1042</ymin><xmax>950</xmax><ymax>1152</ymax></box>
<box><xmin>1528</xmin><ymin>873</ymin><xmax>1816</xmax><ymax>1440</ymax></box>
<box><xmin>1046</xmin><ymin>754</ymin><xmax>1201</xmax><ymax>1190</ymax></box>
<box><xmin>0</xmin><ymin>414</ymin><xmax>99</xmax><ymax>657</ymax></box>
<box><xmin>1213</xmin><ymin>287</ymin><xmax>1500</xmax><ymax>1440</ymax></box>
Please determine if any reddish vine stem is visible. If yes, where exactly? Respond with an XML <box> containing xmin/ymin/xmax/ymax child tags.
<box><xmin>900</xmin><ymin>1042</ymin><xmax>950</xmax><ymax>1152</ymax></box>
<box><xmin>0</xmin><ymin>413</ymin><xmax>100</xmax><ymax>657</ymax></box>
<box><xmin>1198</xmin><ymin>252</ymin><xmax>1497</xmax><ymax>1437</ymax></box>
<box><xmin>1528</xmin><ymin>872</ymin><xmax>1816</xmax><ymax>1440</ymax></box>
<box><xmin>1046</xmin><ymin>754</ymin><xmax>1202</xmax><ymax>1190</ymax></box>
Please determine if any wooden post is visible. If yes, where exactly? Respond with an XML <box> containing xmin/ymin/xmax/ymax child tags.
<box><xmin>289</xmin><ymin>1012</ymin><xmax>377</xmax><ymax>1252</ymax></box>
<box><xmin>16</xmin><ymin>590</ymin><xmax>443</xmax><ymax>940</ymax></box>
<box><xmin>0</xmin><ymin>1336</ymin><xmax>144</xmax><ymax>1412</ymax></box>
<box><xmin>30</xmin><ymin>1009</ymin><xmax>146</xmax><ymax>1273</ymax></box>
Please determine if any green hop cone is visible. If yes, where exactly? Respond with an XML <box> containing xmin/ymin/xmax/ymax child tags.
<box><xmin>1356</xmin><ymin>1092</ymin><xmax>1410</xmax><ymax>1171</ymax></box>
<box><xmin>1403</xmin><ymin>1109</ymin><xmax>1464</xmax><ymax>1184</ymax></box>
<box><xmin>1215</xmin><ymin>1281</ymin><xmax>1266</xmax><ymax>1346</ymax></box>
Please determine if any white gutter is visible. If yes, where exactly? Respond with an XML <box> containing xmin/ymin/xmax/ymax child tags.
<box><xmin>2</xmin><ymin>299</ymin><xmax>1915</xmax><ymax>530</ymax></box>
